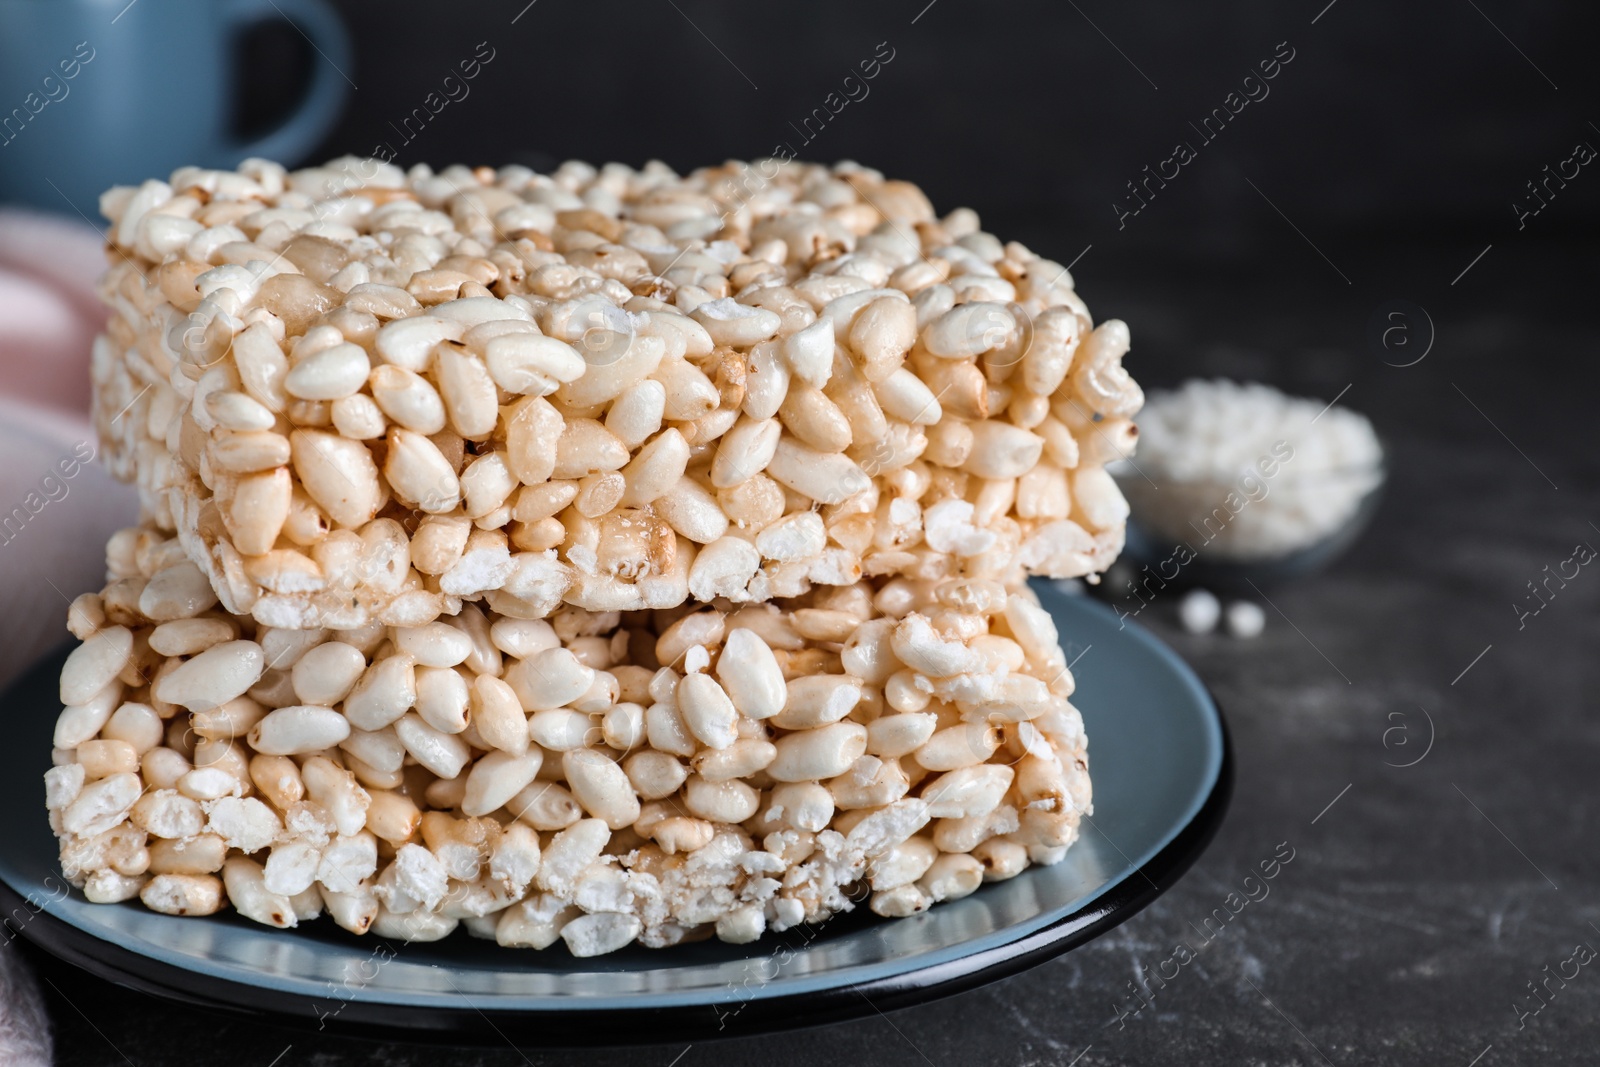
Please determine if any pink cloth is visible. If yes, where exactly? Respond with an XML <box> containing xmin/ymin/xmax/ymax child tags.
<box><xmin>0</xmin><ymin>209</ymin><xmax>132</xmax><ymax>689</ymax></box>
<box><xmin>0</xmin><ymin>209</ymin><xmax>109</xmax><ymax>416</ymax></box>
<box><xmin>0</xmin><ymin>208</ymin><xmax>133</xmax><ymax>1067</ymax></box>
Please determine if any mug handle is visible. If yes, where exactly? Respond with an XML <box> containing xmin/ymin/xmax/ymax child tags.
<box><xmin>222</xmin><ymin>0</ymin><xmax>352</xmax><ymax>166</ymax></box>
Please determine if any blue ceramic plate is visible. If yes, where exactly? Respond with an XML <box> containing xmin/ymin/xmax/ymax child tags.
<box><xmin>0</xmin><ymin>584</ymin><xmax>1230</xmax><ymax>1044</ymax></box>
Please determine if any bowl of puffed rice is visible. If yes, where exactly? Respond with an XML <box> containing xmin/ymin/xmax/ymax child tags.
<box><xmin>1109</xmin><ymin>379</ymin><xmax>1387</xmax><ymax>594</ymax></box>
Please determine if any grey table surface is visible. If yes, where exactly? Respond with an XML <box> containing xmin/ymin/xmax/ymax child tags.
<box><xmin>28</xmin><ymin>238</ymin><xmax>1599</xmax><ymax>1065</ymax></box>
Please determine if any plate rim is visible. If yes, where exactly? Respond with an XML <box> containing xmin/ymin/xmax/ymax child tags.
<box><xmin>6</xmin><ymin>598</ymin><xmax>1234</xmax><ymax>1045</ymax></box>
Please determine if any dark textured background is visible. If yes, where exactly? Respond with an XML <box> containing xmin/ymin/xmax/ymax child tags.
<box><xmin>22</xmin><ymin>0</ymin><xmax>1600</xmax><ymax>1063</ymax></box>
<box><xmin>266</xmin><ymin>0</ymin><xmax>1600</xmax><ymax>258</ymax></box>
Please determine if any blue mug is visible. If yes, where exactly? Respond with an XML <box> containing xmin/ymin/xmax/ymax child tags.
<box><xmin>0</xmin><ymin>0</ymin><xmax>350</xmax><ymax>216</ymax></box>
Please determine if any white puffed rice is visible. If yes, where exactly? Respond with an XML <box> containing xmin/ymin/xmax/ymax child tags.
<box><xmin>1224</xmin><ymin>600</ymin><xmax>1266</xmax><ymax>639</ymax></box>
<box><xmin>51</xmin><ymin>155</ymin><xmax>1136</xmax><ymax>954</ymax></box>
<box><xmin>47</xmin><ymin>526</ymin><xmax>1093</xmax><ymax>953</ymax></box>
<box><xmin>89</xmin><ymin>156</ymin><xmax>1140</xmax><ymax>630</ymax></box>
<box><xmin>1177</xmin><ymin>588</ymin><xmax>1221</xmax><ymax>634</ymax></box>
<box><xmin>1118</xmin><ymin>379</ymin><xmax>1381</xmax><ymax>560</ymax></box>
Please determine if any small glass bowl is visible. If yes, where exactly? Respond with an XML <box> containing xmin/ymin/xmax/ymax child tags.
<box><xmin>1107</xmin><ymin>446</ymin><xmax>1388</xmax><ymax>595</ymax></box>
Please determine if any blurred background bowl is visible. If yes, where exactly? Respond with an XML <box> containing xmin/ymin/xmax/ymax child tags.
<box><xmin>1109</xmin><ymin>444</ymin><xmax>1387</xmax><ymax>595</ymax></box>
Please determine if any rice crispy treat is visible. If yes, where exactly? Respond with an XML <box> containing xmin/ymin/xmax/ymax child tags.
<box><xmin>48</xmin><ymin>526</ymin><xmax>1091</xmax><ymax>952</ymax></box>
<box><xmin>90</xmin><ymin>156</ymin><xmax>1142</xmax><ymax>631</ymax></box>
